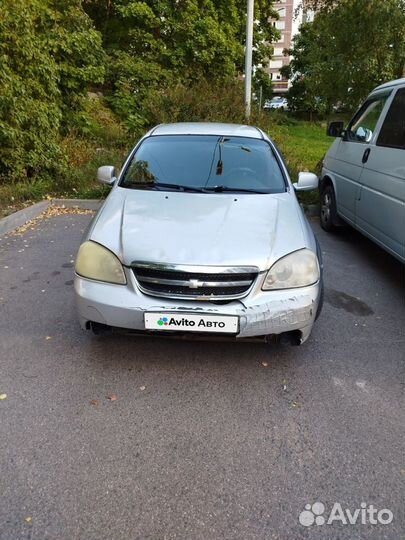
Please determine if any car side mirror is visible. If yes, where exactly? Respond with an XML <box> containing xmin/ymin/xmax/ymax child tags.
<box><xmin>97</xmin><ymin>165</ymin><xmax>116</xmax><ymax>186</ymax></box>
<box><xmin>293</xmin><ymin>172</ymin><xmax>318</xmax><ymax>192</ymax></box>
<box><xmin>327</xmin><ymin>121</ymin><xmax>344</xmax><ymax>137</ymax></box>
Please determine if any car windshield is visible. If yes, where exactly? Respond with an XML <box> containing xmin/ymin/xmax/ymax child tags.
<box><xmin>120</xmin><ymin>135</ymin><xmax>286</xmax><ymax>194</ymax></box>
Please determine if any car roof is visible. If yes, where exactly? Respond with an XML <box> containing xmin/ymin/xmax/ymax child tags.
<box><xmin>372</xmin><ymin>78</ymin><xmax>405</xmax><ymax>92</ymax></box>
<box><xmin>150</xmin><ymin>122</ymin><xmax>265</xmax><ymax>139</ymax></box>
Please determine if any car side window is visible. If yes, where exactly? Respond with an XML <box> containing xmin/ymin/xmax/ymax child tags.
<box><xmin>376</xmin><ymin>88</ymin><xmax>405</xmax><ymax>150</ymax></box>
<box><xmin>347</xmin><ymin>94</ymin><xmax>389</xmax><ymax>143</ymax></box>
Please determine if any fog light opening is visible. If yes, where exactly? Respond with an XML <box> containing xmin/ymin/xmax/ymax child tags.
<box><xmin>90</xmin><ymin>322</ymin><xmax>113</xmax><ymax>335</ymax></box>
<box><xmin>277</xmin><ymin>330</ymin><xmax>302</xmax><ymax>346</ymax></box>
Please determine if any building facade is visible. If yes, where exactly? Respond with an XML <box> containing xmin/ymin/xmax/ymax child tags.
<box><xmin>267</xmin><ymin>0</ymin><xmax>302</xmax><ymax>94</ymax></box>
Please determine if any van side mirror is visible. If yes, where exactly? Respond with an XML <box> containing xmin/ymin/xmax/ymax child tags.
<box><xmin>97</xmin><ymin>165</ymin><xmax>116</xmax><ymax>185</ymax></box>
<box><xmin>327</xmin><ymin>121</ymin><xmax>344</xmax><ymax>137</ymax></box>
<box><xmin>293</xmin><ymin>172</ymin><xmax>318</xmax><ymax>192</ymax></box>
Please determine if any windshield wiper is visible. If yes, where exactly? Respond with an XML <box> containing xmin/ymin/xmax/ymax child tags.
<box><xmin>125</xmin><ymin>182</ymin><xmax>266</xmax><ymax>194</ymax></box>
<box><xmin>154</xmin><ymin>182</ymin><xmax>205</xmax><ymax>192</ymax></box>
<box><xmin>126</xmin><ymin>181</ymin><xmax>204</xmax><ymax>193</ymax></box>
<box><xmin>203</xmin><ymin>185</ymin><xmax>268</xmax><ymax>194</ymax></box>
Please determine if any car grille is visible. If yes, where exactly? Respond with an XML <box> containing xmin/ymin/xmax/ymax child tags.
<box><xmin>132</xmin><ymin>265</ymin><xmax>258</xmax><ymax>300</ymax></box>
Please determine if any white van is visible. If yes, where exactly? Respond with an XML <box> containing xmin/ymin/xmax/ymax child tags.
<box><xmin>320</xmin><ymin>78</ymin><xmax>405</xmax><ymax>263</ymax></box>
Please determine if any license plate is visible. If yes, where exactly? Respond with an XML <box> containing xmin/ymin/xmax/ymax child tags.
<box><xmin>144</xmin><ymin>312</ymin><xmax>239</xmax><ymax>334</ymax></box>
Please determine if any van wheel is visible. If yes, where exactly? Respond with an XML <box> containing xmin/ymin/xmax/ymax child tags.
<box><xmin>320</xmin><ymin>184</ymin><xmax>341</xmax><ymax>232</ymax></box>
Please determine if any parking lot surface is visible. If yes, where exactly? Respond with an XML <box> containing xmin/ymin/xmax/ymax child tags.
<box><xmin>0</xmin><ymin>210</ymin><xmax>404</xmax><ymax>540</ymax></box>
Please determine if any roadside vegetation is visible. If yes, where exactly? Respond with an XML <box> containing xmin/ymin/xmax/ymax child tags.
<box><xmin>283</xmin><ymin>0</ymin><xmax>405</xmax><ymax>114</ymax></box>
<box><xmin>0</xmin><ymin>97</ymin><xmax>127</xmax><ymax>217</ymax></box>
<box><xmin>0</xmin><ymin>85</ymin><xmax>330</xmax><ymax>217</ymax></box>
<box><xmin>1</xmin><ymin>0</ymin><xmax>403</xmax><ymax>217</ymax></box>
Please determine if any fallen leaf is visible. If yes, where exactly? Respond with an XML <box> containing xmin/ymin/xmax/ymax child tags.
<box><xmin>24</xmin><ymin>517</ymin><xmax>32</xmax><ymax>524</ymax></box>
<box><xmin>106</xmin><ymin>394</ymin><xmax>117</xmax><ymax>401</ymax></box>
<box><xmin>261</xmin><ymin>361</ymin><xmax>268</xmax><ymax>367</ymax></box>
<box><xmin>89</xmin><ymin>399</ymin><xmax>98</xmax><ymax>406</ymax></box>
<box><xmin>0</xmin><ymin>393</ymin><xmax>7</xmax><ymax>400</ymax></box>
<box><xmin>45</xmin><ymin>336</ymin><xmax>52</xmax><ymax>340</ymax></box>
<box><xmin>9</xmin><ymin>206</ymin><xmax>95</xmax><ymax>236</ymax></box>
<box><xmin>140</xmin><ymin>386</ymin><xmax>146</xmax><ymax>391</ymax></box>
<box><xmin>289</xmin><ymin>401</ymin><xmax>302</xmax><ymax>409</ymax></box>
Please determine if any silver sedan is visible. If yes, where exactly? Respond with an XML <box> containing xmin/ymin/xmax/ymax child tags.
<box><xmin>74</xmin><ymin>123</ymin><xmax>323</xmax><ymax>345</ymax></box>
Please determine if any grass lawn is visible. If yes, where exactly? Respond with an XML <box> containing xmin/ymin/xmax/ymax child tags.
<box><xmin>266</xmin><ymin>120</ymin><xmax>332</xmax><ymax>178</ymax></box>
<box><xmin>256</xmin><ymin>114</ymin><xmax>332</xmax><ymax>204</ymax></box>
<box><xmin>0</xmin><ymin>108</ymin><xmax>332</xmax><ymax>218</ymax></box>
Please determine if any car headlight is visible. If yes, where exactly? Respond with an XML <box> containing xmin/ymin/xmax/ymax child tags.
<box><xmin>262</xmin><ymin>249</ymin><xmax>319</xmax><ymax>290</ymax></box>
<box><xmin>75</xmin><ymin>241</ymin><xmax>126</xmax><ymax>285</ymax></box>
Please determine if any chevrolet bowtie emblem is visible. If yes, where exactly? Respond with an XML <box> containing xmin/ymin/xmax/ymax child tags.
<box><xmin>188</xmin><ymin>279</ymin><xmax>202</xmax><ymax>289</ymax></box>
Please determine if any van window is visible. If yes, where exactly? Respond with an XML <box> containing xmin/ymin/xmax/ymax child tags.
<box><xmin>376</xmin><ymin>88</ymin><xmax>405</xmax><ymax>150</ymax></box>
<box><xmin>347</xmin><ymin>94</ymin><xmax>389</xmax><ymax>143</ymax></box>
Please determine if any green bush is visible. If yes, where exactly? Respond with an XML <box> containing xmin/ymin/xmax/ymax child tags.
<box><xmin>0</xmin><ymin>0</ymin><xmax>104</xmax><ymax>186</ymax></box>
<box><xmin>142</xmin><ymin>79</ymin><xmax>247</xmax><ymax>128</ymax></box>
<box><xmin>0</xmin><ymin>1</ymin><xmax>62</xmax><ymax>183</ymax></box>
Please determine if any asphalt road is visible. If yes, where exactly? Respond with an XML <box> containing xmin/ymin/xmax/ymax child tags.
<box><xmin>0</xmin><ymin>210</ymin><xmax>404</xmax><ymax>540</ymax></box>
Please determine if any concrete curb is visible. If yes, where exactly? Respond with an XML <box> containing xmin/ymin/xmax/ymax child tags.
<box><xmin>0</xmin><ymin>199</ymin><xmax>102</xmax><ymax>237</ymax></box>
<box><xmin>51</xmin><ymin>199</ymin><xmax>103</xmax><ymax>211</ymax></box>
<box><xmin>0</xmin><ymin>201</ymin><xmax>50</xmax><ymax>237</ymax></box>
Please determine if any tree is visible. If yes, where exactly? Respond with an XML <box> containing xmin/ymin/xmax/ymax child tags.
<box><xmin>253</xmin><ymin>68</ymin><xmax>273</xmax><ymax>103</ymax></box>
<box><xmin>0</xmin><ymin>0</ymin><xmax>104</xmax><ymax>182</ymax></box>
<box><xmin>285</xmin><ymin>0</ymin><xmax>405</xmax><ymax>114</ymax></box>
<box><xmin>84</xmin><ymin>0</ymin><xmax>280</xmax><ymax>130</ymax></box>
<box><xmin>46</xmin><ymin>0</ymin><xmax>105</xmax><ymax>125</ymax></box>
<box><xmin>0</xmin><ymin>0</ymin><xmax>61</xmax><ymax>182</ymax></box>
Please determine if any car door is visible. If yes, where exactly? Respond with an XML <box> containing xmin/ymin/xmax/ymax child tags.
<box><xmin>355</xmin><ymin>87</ymin><xmax>405</xmax><ymax>262</ymax></box>
<box><xmin>332</xmin><ymin>93</ymin><xmax>390</xmax><ymax>224</ymax></box>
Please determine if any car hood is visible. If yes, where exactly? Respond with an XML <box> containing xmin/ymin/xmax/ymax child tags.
<box><xmin>88</xmin><ymin>187</ymin><xmax>308</xmax><ymax>271</ymax></box>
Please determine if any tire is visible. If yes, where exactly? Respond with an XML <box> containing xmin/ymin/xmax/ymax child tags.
<box><xmin>314</xmin><ymin>236</ymin><xmax>324</xmax><ymax>321</ymax></box>
<box><xmin>315</xmin><ymin>279</ymin><xmax>324</xmax><ymax>321</ymax></box>
<box><xmin>320</xmin><ymin>183</ymin><xmax>341</xmax><ymax>232</ymax></box>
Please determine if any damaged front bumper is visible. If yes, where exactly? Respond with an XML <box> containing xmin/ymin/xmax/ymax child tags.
<box><xmin>75</xmin><ymin>267</ymin><xmax>321</xmax><ymax>344</ymax></box>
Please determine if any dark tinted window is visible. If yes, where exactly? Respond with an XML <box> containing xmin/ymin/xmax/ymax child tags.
<box><xmin>377</xmin><ymin>88</ymin><xmax>405</xmax><ymax>150</ymax></box>
<box><xmin>120</xmin><ymin>135</ymin><xmax>286</xmax><ymax>193</ymax></box>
